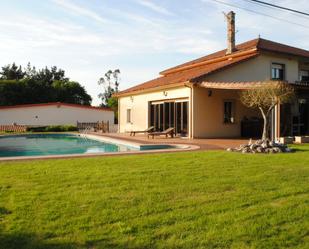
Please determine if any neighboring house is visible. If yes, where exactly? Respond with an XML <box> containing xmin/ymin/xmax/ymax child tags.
<box><xmin>116</xmin><ymin>12</ymin><xmax>309</xmax><ymax>139</ymax></box>
<box><xmin>0</xmin><ymin>102</ymin><xmax>114</xmax><ymax>126</ymax></box>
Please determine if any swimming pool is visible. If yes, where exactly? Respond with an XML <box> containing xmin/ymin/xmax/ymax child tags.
<box><xmin>0</xmin><ymin>133</ymin><xmax>187</xmax><ymax>159</ymax></box>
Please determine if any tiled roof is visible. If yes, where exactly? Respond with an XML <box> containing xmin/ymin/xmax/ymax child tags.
<box><xmin>116</xmin><ymin>38</ymin><xmax>309</xmax><ymax>96</ymax></box>
<box><xmin>0</xmin><ymin>102</ymin><xmax>113</xmax><ymax>111</ymax></box>
<box><xmin>160</xmin><ymin>39</ymin><xmax>260</xmax><ymax>75</ymax></box>
<box><xmin>117</xmin><ymin>50</ymin><xmax>259</xmax><ymax>96</ymax></box>
<box><xmin>199</xmin><ymin>81</ymin><xmax>265</xmax><ymax>90</ymax></box>
<box><xmin>257</xmin><ymin>38</ymin><xmax>309</xmax><ymax>58</ymax></box>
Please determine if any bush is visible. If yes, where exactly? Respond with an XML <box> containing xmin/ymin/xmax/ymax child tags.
<box><xmin>27</xmin><ymin>125</ymin><xmax>78</xmax><ymax>132</ymax></box>
<box><xmin>26</xmin><ymin>126</ymin><xmax>47</xmax><ymax>132</ymax></box>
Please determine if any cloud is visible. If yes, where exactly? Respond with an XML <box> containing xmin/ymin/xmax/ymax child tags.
<box><xmin>136</xmin><ymin>0</ymin><xmax>173</xmax><ymax>16</ymax></box>
<box><xmin>1</xmin><ymin>0</ymin><xmax>308</xmax><ymax>105</ymax></box>
<box><xmin>52</xmin><ymin>0</ymin><xmax>109</xmax><ymax>23</ymax></box>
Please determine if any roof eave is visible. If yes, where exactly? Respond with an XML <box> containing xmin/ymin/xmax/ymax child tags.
<box><xmin>114</xmin><ymin>82</ymin><xmax>188</xmax><ymax>98</ymax></box>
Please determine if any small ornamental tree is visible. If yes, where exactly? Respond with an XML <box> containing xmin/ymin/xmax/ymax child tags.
<box><xmin>240</xmin><ymin>81</ymin><xmax>294</xmax><ymax>140</ymax></box>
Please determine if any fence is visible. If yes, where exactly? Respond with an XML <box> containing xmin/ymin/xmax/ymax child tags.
<box><xmin>0</xmin><ymin>124</ymin><xmax>27</xmax><ymax>133</ymax></box>
<box><xmin>77</xmin><ymin>121</ymin><xmax>116</xmax><ymax>133</ymax></box>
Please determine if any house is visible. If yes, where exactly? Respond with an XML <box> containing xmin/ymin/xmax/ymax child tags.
<box><xmin>0</xmin><ymin>102</ymin><xmax>114</xmax><ymax>126</ymax></box>
<box><xmin>116</xmin><ymin>12</ymin><xmax>309</xmax><ymax>139</ymax></box>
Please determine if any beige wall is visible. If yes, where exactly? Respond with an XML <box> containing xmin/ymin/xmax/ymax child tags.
<box><xmin>205</xmin><ymin>53</ymin><xmax>300</xmax><ymax>82</ymax></box>
<box><xmin>118</xmin><ymin>52</ymin><xmax>303</xmax><ymax>138</ymax></box>
<box><xmin>118</xmin><ymin>87</ymin><xmax>191</xmax><ymax>133</ymax></box>
<box><xmin>192</xmin><ymin>87</ymin><xmax>260</xmax><ymax>138</ymax></box>
<box><xmin>0</xmin><ymin>105</ymin><xmax>114</xmax><ymax>126</ymax></box>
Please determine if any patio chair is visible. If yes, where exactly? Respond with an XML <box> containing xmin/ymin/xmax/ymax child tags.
<box><xmin>147</xmin><ymin>127</ymin><xmax>175</xmax><ymax>139</ymax></box>
<box><xmin>130</xmin><ymin>126</ymin><xmax>154</xmax><ymax>136</ymax></box>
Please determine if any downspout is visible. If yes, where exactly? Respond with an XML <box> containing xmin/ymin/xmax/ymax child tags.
<box><xmin>184</xmin><ymin>82</ymin><xmax>194</xmax><ymax>139</ymax></box>
<box><xmin>117</xmin><ymin>97</ymin><xmax>120</xmax><ymax>133</ymax></box>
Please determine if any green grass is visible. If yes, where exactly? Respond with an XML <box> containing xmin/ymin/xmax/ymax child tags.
<box><xmin>0</xmin><ymin>146</ymin><xmax>309</xmax><ymax>249</ymax></box>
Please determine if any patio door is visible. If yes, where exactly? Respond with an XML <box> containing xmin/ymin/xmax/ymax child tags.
<box><xmin>175</xmin><ymin>101</ymin><xmax>188</xmax><ymax>135</ymax></box>
<box><xmin>150</xmin><ymin>100</ymin><xmax>188</xmax><ymax>136</ymax></box>
<box><xmin>150</xmin><ymin>103</ymin><xmax>164</xmax><ymax>131</ymax></box>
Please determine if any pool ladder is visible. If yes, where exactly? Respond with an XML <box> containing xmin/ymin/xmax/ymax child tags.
<box><xmin>80</xmin><ymin>126</ymin><xmax>92</xmax><ymax>141</ymax></box>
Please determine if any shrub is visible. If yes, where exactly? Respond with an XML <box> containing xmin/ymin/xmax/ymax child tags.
<box><xmin>26</xmin><ymin>126</ymin><xmax>47</xmax><ymax>132</ymax></box>
<box><xmin>27</xmin><ymin>125</ymin><xmax>78</xmax><ymax>132</ymax></box>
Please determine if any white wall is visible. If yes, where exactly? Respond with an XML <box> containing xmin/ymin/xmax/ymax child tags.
<box><xmin>0</xmin><ymin>105</ymin><xmax>114</xmax><ymax>126</ymax></box>
<box><xmin>119</xmin><ymin>86</ymin><xmax>191</xmax><ymax>133</ymax></box>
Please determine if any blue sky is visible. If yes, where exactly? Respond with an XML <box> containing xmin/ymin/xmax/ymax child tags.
<box><xmin>0</xmin><ymin>0</ymin><xmax>308</xmax><ymax>105</ymax></box>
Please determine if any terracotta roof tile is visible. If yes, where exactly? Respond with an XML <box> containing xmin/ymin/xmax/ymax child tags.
<box><xmin>160</xmin><ymin>38</ymin><xmax>259</xmax><ymax>75</ymax></box>
<box><xmin>116</xmin><ymin>38</ymin><xmax>309</xmax><ymax>96</ymax></box>
<box><xmin>199</xmin><ymin>81</ymin><xmax>265</xmax><ymax>90</ymax></box>
<box><xmin>116</xmin><ymin>51</ymin><xmax>259</xmax><ymax>96</ymax></box>
<box><xmin>257</xmin><ymin>38</ymin><xmax>309</xmax><ymax>58</ymax></box>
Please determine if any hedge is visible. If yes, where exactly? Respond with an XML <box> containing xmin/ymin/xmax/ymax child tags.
<box><xmin>26</xmin><ymin>125</ymin><xmax>78</xmax><ymax>132</ymax></box>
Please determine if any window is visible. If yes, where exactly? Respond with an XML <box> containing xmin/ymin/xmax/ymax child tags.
<box><xmin>271</xmin><ymin>63</ymin><xmax>285</xmax><ymax>80</ymax></box>
<box><xmin>300</xmin><ymin>70</ymin><xmax>309</xmax><ymax>81</ymax></box>
<box><xmin>224</xmin><ymin>101</ymin><xmax>235</xmax><ymax>124</ymax></box>
<box><xmin>126</xmin><ymin>109</ymin><xmax>132</xmax><ymax>123</ymax></box>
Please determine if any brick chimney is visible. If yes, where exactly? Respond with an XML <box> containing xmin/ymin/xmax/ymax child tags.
<box><xmin>226</xmin><ymin>11</ymin><xmax>236</xmax><ymax>54</ymax></box>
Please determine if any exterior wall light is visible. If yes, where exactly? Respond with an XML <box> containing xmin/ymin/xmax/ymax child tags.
<box><xmin>130</xmin><ymin>96</ymin><xmax>134</xmax><ymax>102</ymax></box>
<box><xmin>163</xmin><ymin>91</ymin><xmax>168</xmax><ymax>96</ymax></box>
<box><xmin>208</xmin><ymin>90</ymin><xmax>212</xmax><ymax>97</ymax></box>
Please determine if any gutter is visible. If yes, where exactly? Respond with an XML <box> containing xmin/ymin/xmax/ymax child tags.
<box><xmin>114</xmin><ymin>82</ymin><xmax>186</xmax><ymax>98</ymax></box>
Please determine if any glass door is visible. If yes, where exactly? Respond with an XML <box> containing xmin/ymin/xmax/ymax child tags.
<box><xmin>175</xmin><ymin>101</ymin><xmax>188</xmax><ymax>135</ymax></box>
<box><xmin>150</xmin><ymin>100</ymin><xmax>188</xmax><ymax>135</ymax></box>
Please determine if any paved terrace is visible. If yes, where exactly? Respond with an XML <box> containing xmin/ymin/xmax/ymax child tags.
<box><xmin>92</xmin><ymin>132</ymin><xmax>250</xmax><ymax>150</ymax></box>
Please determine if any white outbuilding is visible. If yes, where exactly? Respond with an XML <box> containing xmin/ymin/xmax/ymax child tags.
<box><xmin>0</xmin><ymin>102</ymin><xmax>114</xmax><ymax>126</ymax></box>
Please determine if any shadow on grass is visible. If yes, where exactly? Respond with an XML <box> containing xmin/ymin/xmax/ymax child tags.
<box><xmin>0</xmin><ymin>232</ymin><xmax>80</xmax><ymax>249</ymax></box>
<box><xmin>0</xmin><ymin>206</ymin><xmax>11</xmax><ymax>215</ymax></box>
<box><xmin>0</xmin><ymin>232</ymin><xmax>148</xmax><ymax>249</ymax></box>
<box><xmin>290</xmin><ymin>145</ymin><xmax>309</xmax><ymax>152</ymax></box>
<box><xmin>0</xmin><ymin>207</ymin><xmax>147</xmax><ymax>249</ymax></box>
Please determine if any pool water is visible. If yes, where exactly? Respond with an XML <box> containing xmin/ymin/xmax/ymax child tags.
<box><xmin>0</xmin><ymin>134</ymin><xmax>138</xmax><ymax>157</ymax></box>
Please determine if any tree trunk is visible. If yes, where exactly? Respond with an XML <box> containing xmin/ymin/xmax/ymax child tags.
<box><xmin>259</xmin><ymin>108</ymin><xmax>268</xmax><ymax>140</ymax></box>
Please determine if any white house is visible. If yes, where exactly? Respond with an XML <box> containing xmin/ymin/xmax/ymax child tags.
<box><xmin>0</xmin><ymin>102</ymin><xmax>114</xmax><ymax>126</ymax></box>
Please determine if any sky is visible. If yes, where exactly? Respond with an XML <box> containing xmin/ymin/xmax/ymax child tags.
<box><xmin>0</xmin><ymin>0</ymin><xmax>308</xmax><ymax>105</ymax></box>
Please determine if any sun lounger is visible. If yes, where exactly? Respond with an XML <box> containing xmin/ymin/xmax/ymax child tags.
<box><xmin>130</xmin><ymin>126</ymin><xmax>154</xmax><ymax>136</ymax></box>
<box><xmin>147</xmin><ymin>127</ymin><xmax>174</xmax><ymax>139</ymax></box>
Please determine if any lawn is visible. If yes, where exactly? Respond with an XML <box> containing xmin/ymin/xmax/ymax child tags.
<box><xmin>0</xmin><ymin>146</ymin><xmax>308</xmax><ymax>249</ymax></box>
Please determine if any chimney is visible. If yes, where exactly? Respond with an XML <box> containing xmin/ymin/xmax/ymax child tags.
<box><xmin>226</xmin><ymin>11</ymin><xmax>236</xmax><ymax>54</ymax></box>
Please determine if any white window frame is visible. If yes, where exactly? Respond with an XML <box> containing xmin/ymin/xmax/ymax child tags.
<box><xmin>299</xmin><ymin>70</ymin><xmax>309</xmax><ymax>81</ymax></box>
<box><xmin>126</xmin><ymin>109</ymin><xmax>132</xmax><ymax>124</ymax></box>
<box><xmin>271</xmin><ymin>63</ymin><xmax>285</xmax><ymax>80</ymax></box>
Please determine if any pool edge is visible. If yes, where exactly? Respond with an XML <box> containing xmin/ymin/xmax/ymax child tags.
<box><xmin>0</xmin><ymin>133</ymin><xmax>200</xmax><ymax>161</ymax></box>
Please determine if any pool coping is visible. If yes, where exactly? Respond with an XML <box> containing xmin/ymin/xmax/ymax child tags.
<box><xmin>0</xmin><ymin>133</ymin><xmax>200</xmax><ymax>161</ymax></box>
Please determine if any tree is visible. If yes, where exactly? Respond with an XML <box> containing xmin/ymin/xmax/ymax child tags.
<box><xmin>240</xmin><ymin>81</ymin><xmax>295</xmax><ymax>140</ymax></box>
<box><xmin>98</xmin><ymin>69</ymin><xmax>120</xmax><ymax>106</ymax></box>
<box><xmin>0</xmin><ymin>63</ymin><xmax>25</xmax><ymax>80</ymax></box>
<box><xmin>52</xmin><ymin>80</ymin><xmax>92</xmax><ymax>105</ymax></box>
<box><xmin>0</xmin><ymin>63</ymin><xmax>92</xmax><ymax>106</ymax></box>
<box><xmin>34</xmin><ymin>66</ymin><xmax>68</xmax><ymax>85</ymax></box>
<box><xmin>98</xmin><ymin>69</ymin><xmax>120</xmax><ymax>123</ymax></box>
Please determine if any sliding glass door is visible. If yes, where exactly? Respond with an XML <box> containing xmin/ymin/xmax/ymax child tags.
<box><xmin>175</xmin><ymin>102</ymin><xmax>188</xmax><ymax>134</ymax></box>
<box><xmin>149</xmin><ymin>100</ymin><xmax>188</xmax><ymax>136</ymax></box>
